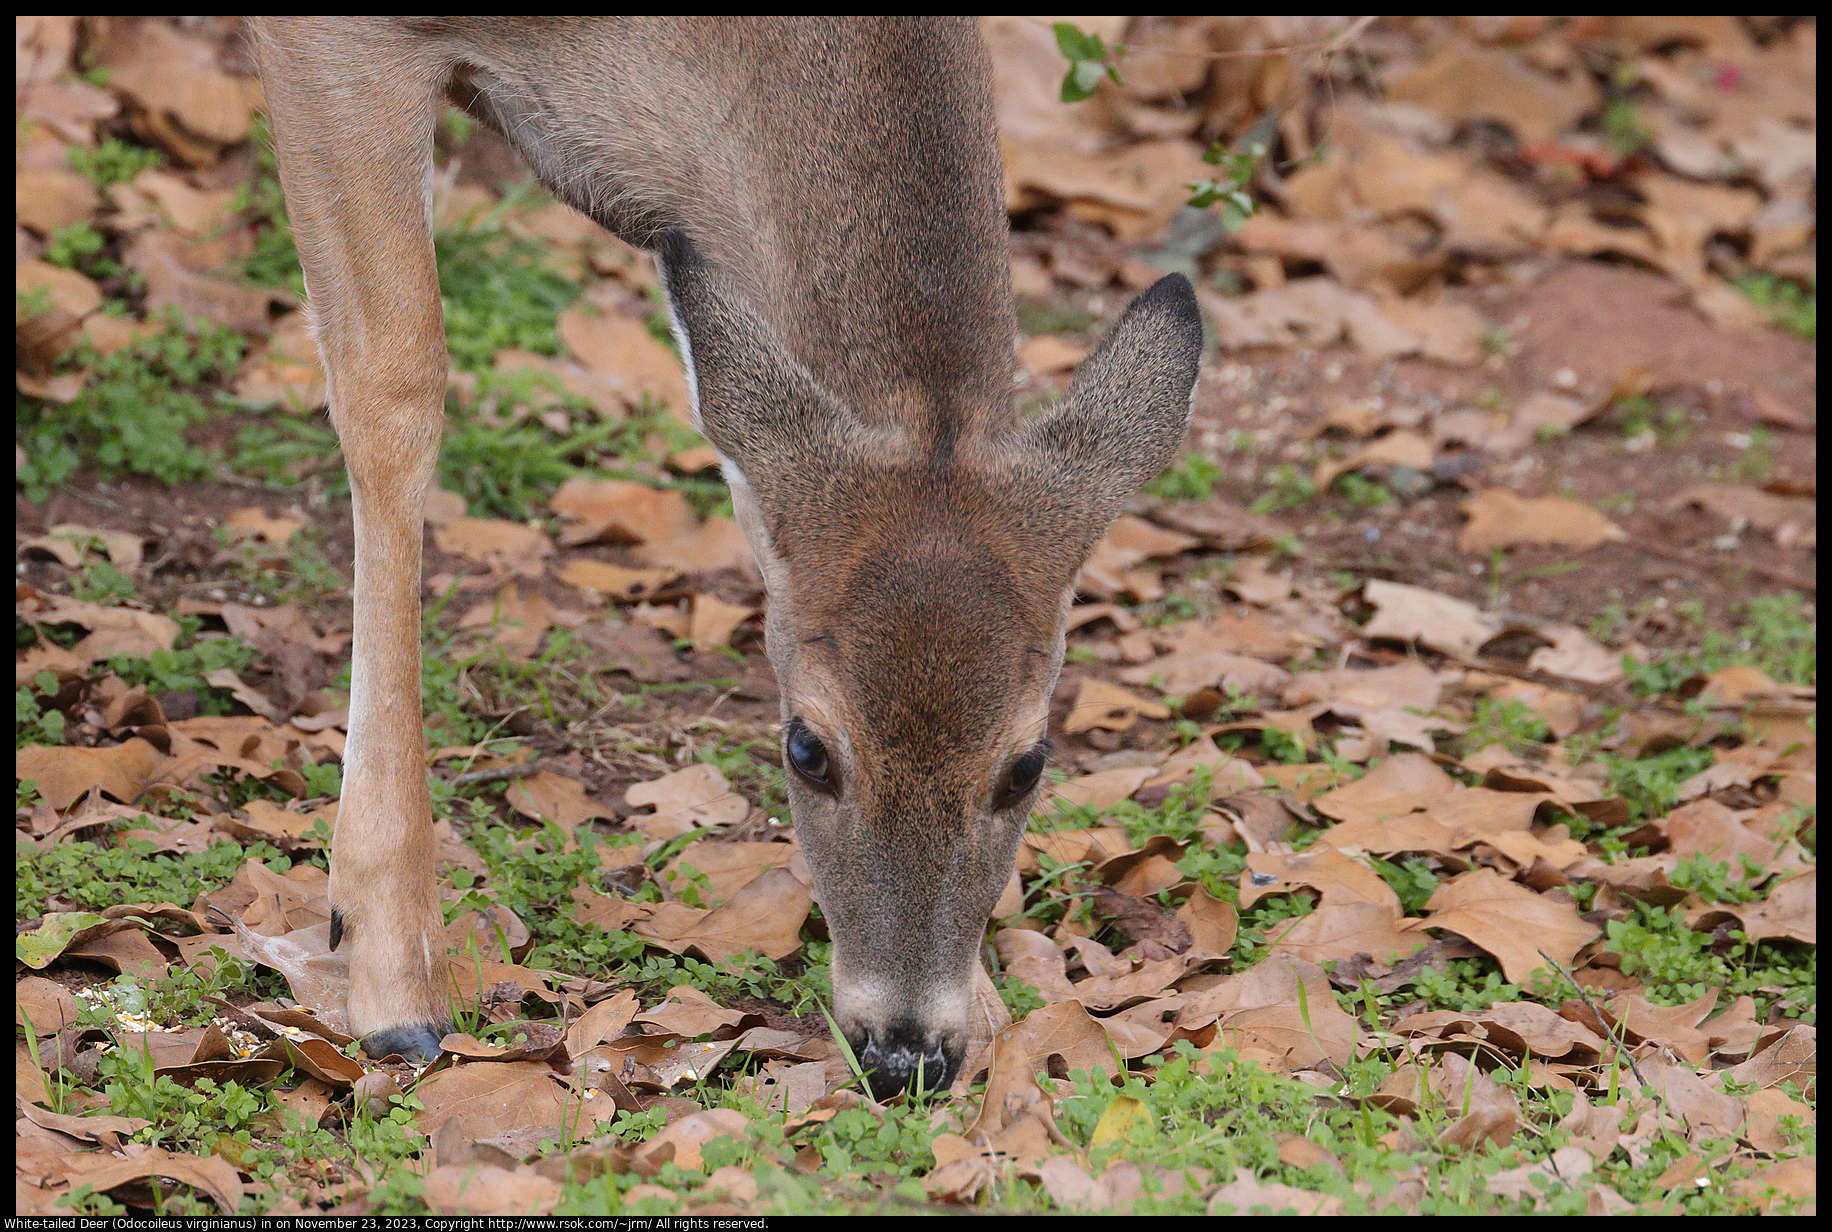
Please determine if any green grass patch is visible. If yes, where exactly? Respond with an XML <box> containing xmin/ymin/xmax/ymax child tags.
<box><xmin>16</xmin><ymin>315</ymin><xmax>248</xmax><ymax>500</ymax></box>
<box><xmin>1015</xmin><ymin>294</ymin><xmax>1096</xmax><ymax>337</ymax></box>
<box><xmin>1620</xmin><ymin>593</ymin><xmax>1814</xmax><ymax>694</ymax></box>
<box><xmin>65</xmin><ymin>136</ymin><xmax>164</xmax><ymax>190</ymax></box>
<box><xmin>1735</xmin><ymin>273</ymin><xmax>1815</xmax><ymax>342</ymax></box>
<box><xmin>19</xmin><ymin>829</ymin><xmax>285</xmax><ymax>919</ymax></box>
<box><xmin>1143</xmin><ymin>449</ymin><xmax>1222</xmax><ymax>502</ymax></box>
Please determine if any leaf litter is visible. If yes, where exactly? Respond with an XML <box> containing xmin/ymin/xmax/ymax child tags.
<box><xmin>15</xmin><ymin>13</ymin><xmax>1816</xmax><ymax>1218</ymax></box>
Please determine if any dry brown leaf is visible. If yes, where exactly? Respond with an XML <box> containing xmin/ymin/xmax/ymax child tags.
<box><xmin>1676</xmin><ymin>483</ymin><xmax>1816</xmax><ymax>546</ymax></box>
<box><xmin>557</xmin><ymin>558</ymin><xmax>677</xmax><ymax>602</ymax></box>
<box><xmin>506</xmin><ymin>770</ymin><xmax>619</xmax><ymax>827</ymax></box>
<box><xmin>1310</xmin><ymin>752</ymin><xmax>1458</xmax><ymax>829</ymax></box>
<box><xmin>221</xmin><ymin>506</ymin><xmax>305</xmax><ymax>546</ymax></box>
<box><xmin>1524</xmin><ymin>623</ymin><xmax>1624</xmax><ymax>684</ymax></box>
<box><xmin>1222</xmin><ymin>555</ymin><xmax>1293</xmax><ymax>606</ymax></box>
<box><xmin>688</xmin><ymin>593</ymin><xmax>756</xmax><ymax>647</ymax></box>
<box><xmin>634</xmin><ymin>867</ymin><xmax>811</xmax><ymax>961</ymax></box>
<box><xmin>1018</xmin><ymin>334</ymin><xmax>1088</xmax><ymax>376</ymax></box>
<box><xmin>1017</xmin><ymin>826</ymin><xmax>1135</xmax><ymax>876</ymax></box>
<box><xmin>1120</xmin><ymin>643</ymin><xmax>1289</xmax><ymax>699</ymax></box>
<box><xmin>1393</xmin><ymin>1001</ymin><xmax>1608</xmax><ymax>1064</ymax></box>
<box><xmin>1285</xmin><ymin>660</ymin><xmax>1445</xmax><ymax>751</ymax></box>
<box><xmin>626</xmin><ymin>763</ymin><xmax>749</xmax><ymax>833</ymax></box>
<box><xmin>17</xmin><ymin>15</ymin><xmax>79</xmax><ymax>84</ymax></box>
<box><xmin>637</xmin><ymin>514</ymin><xmax>755</xmax><ymax>576</ymax></box>
<box><xmin>431</xmin><ymin>517</ymin><xmax>554</xmax><ymax>576</ymax></box>
<box><xmin>16</xmin><ymin>260</ymin><xmax>102</xmax><ymax>366</ymax></box>
<box><xmin>635</xmin><ymin>984</ymin><xmax>753</xmax><ymax>1038</ymax></box>
<box><xmin>1485</xmin><ymin>1146</ymin><xmax>1599</xmax><ymax>1207</ymax></box>
<box><xmin>1240</xmin><ymin>846</ymin><xmax>1401</xmax><ymax>913</ymax></box>
<box><xmin>1633</xmin><ymin>172</ymin><xmax>1763</xmax><ymax>284</ymax></box>
<box><xmin>122</xmin><ymin>230</ymin><xmax>275</xmax><ymax>335</ymax></box>
<box><xmin>1232</xmin><ymin>218</ymin><xmax>1436</xmax><ymax>299</ymax></box>
<box><xmin>556</xmin><ymin>993</ymin><xmax>641</xmax><ymax>1060</ymax></box>
<box><xmin>16</xmin><ymin>169</ymin><xmax>101</xmax><ymax>235</ymax></box>
<box><xmin>1375</xmin><ymin>295</ymin><xmax>1490</xmax><ymax>366</ymax></box>
<box><xmin>1222</xmin><ymin>268</ymin><xmax>1462</xmax><ymax>357</ymax></box>
<box><xmin>422</xmin><ymin>1164</ymin><xmax>564</xmax><ymax>1216</ymax></box>
<box><xmin>664</xmin><ymin>840</ymin><xmax>798</xmax><ymax>905</ymax></box>
<box><xmin>1140</xmin><ymin>740</ymin><xmax>1263</xmax><ymax>795</ymax></box>
<box><xmin>1466</xmin><ymin>673</ymin><xmax>1588</xmax><ymax>738</ymax></box>
<box><xmin>550</xmin><ymin>477</ymin><xmax>697</xmax><ymax>547</ymax></box>
<box><xmin>1388</xmin><ymin>41</ymin><xmax>1588</xmax><ymax>145</ymax></box>
<box><xmin>635</xmin><ymin>1108</ymin><xmax>751</xmax><ymax>1174</ymax></box>
<box><xmin>1078</xmin><ymin>515</ymin><xmax>1197</xmax><ymax>602</ymax></box>
<box><xmin>16</xmin><ymin>975</ymin><xmax>82</xmax><ymax>1035</ymax></box>
<box><xmin>1208</xmin><ymin>1169</ymin><xmax>1342</xmax><ymax>1216</ymax></box>
<box><xmin>1458</xmin><ymin>488</ymin><xmax>1626</xmax><ymax>553</ymax></box>
<box><xmin>132</xmin><ymin>168</ymin><xmax>243</xmax><ymax>236</ymax></box>
<box><xmin>1063</xmin><ymin>677</ymin><xmax>1171</xmax><ymax>734</ymax></box>
<box><xmin>17</xmin><ymin>738</ymin><xmax>165</xmax><ymax>811</ymax></box>
<box><xmin>1415</xmin><ymin>869</ymin><xmax>1599</xmax><ymax>985</ymax></box>
<box><xmin>1181</xmin><ymin>956</ymin><xmax>1358</xmax><ymax>1072</ymax></box>
<box><xmin>993</xmin><ymin>998</ymin><xmax>1124</xmax><ymax>1085</ymax></box>
<box><xmin>1048</xmin><ymin>765</ymin><xmax>1154</xmax><ymax>812</ymax></box>
<box><xmin>1094</xmin><ymin>835</ymin><xmax>1188</xmax><ymax>898</ymax></box>
<box><xmin>459</xmin><ymin>584</ymin><xmax>565</xmax><ymax>656</ymax></box>
<box><xmin>557</xmin><ymin>301</ymin><xmax>691</xmax><ymax>419</ymax></box>
<box><xmin>1664</xmin><ymin>797</ymin><xmax>1811</xmax><ymax>876</ymax></box>
<box><xmin>1690</xmin><ymin>870</ymin><xmax>1815</xmax><ymax>945</ymax></box>
<box><xmin>20</xmin><ymin>523</ymin><xmax>146</xmax><ymax>573</ymax></box>
<box><xmin>1360</xmin><ymin>579</ymin><xmax>1502</xmax><ymax>659</ymax></box>
<box><xmin>1542</xmin><ymin>200</ymin><xmax>1664</xmax><ymax>270</ymax></box>
<box><xmin>1266</xmin><ymin>900</ymin><xmax>1428</xmax><ymax>968</ymax></box>
<box><xmin>1315</xmin><ymin>429</ymin><xmax>1436</xmax><ymax>490</ymax></box>
<box><xmin>91</xmin><ymin>20</ymin><xmax>259</xmax><ymax>156</ymax></box>
<box><xmin>413</xmin><ymin>1062</ymin><xmax>603</xmax><ymax>1143</ymax></box>
<box><xmin>64</xmin><ymin>1148</ymin><xmax>246</xmax><ymax>1215</ymax></box>
<box><xmin>1005</xmin><ymin>138</ymin><xmax>1214</xmax><ymax>243</ymax></box>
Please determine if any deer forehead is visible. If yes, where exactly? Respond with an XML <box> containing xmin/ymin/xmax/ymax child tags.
<box><xmin>776</xmin><ymin>543</ymin><xmax>1058</xmax><ymax>765</ymax></box>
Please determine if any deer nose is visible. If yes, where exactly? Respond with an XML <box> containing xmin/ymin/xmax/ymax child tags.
<box><xmin>853</xmin><ymin>1022</ymin><xmax>960</xmax><ymax>1102</ymax></box>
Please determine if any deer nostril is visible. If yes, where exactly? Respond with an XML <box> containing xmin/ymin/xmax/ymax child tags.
<box><xmin>856</xmin><ymin>1026</ymin><xmax>959</xmax><ymax>1101</ymax></box>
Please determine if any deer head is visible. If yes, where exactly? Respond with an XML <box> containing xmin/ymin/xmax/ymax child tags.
<box><xmin>661</xmin><ymin>229</ymin><xmax>1202</xmax><ymax>1099</ymax></box>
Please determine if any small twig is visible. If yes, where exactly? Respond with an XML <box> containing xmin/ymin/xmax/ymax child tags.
<box><xmin>1536</xmin><ymin>948</ymin><xmax>1691</xmax><ymax>1134</ymax></box>
<box><xmin>1536</xmin><ymin>949</ymin><xmax>1649</xmax><ymax>1088</ymax></box>
<box><xmin>447</xmin><ymin>760</ymin><xmax>550</xmax><ymax>788</ymax></box>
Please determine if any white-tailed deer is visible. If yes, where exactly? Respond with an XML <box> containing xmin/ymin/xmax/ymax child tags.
<box><xmin>250</xmin><ymin>17</ymin><xmax>1201</xmax><ymax>1100</ymax></box>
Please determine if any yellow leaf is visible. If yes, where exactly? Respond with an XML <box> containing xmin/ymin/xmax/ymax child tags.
<box><xmin>1088</xmin><ymin>1093</ymin><xmax>1153</xmax><ymax>1150</ymax></box>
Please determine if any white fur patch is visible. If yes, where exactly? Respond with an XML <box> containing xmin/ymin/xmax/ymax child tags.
<box><xmin>655</xmin><ymin>252</ymin><xmax>702</xmax><ymax>427</ymax></box>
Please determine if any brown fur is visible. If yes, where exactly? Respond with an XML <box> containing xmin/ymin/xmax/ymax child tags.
<box><xmin>249</xmin><ymin>17</ymin><xmax>1202</xmax><ymax>1094</ymax></box>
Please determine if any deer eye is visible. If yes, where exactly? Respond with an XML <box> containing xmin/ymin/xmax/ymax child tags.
<box><xmin>785</xmin><ymin>719</ymin><xmax>835</xmax><ymax>791</ymax></box>
<box><xmin>996</xmin><ymin>743</ymin><xmax>1050</xmax><ymax>810</ymax></box>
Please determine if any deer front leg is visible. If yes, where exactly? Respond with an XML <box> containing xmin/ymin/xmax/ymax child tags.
<box><xmin>251</xmin><ymin>18</ymin><xmax>454</xmax><ymax>1061</ymax></box>
<box><xmin>329</xmin><ymin>402</ymin><xmax>451</xmax><ymax>1061</ymax></box>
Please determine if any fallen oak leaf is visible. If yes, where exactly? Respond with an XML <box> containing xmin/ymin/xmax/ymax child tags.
<box><xmin>1062</xmin><ymin>676</ymin><xmax>1170</xmax><ymax>734</ymax></box>
<box><xmin>1457</xmin><ymin>489</ymin><xmax>1626</xmax><ymax>554</ymax></box>
<box><xmin>16</xmin><ymin>738</ymin><xmax>166</xmax><ymax>810</ymax></box>
<box><xmin>1411</xmin><ymin>869</ymin><xmax>1599</xmax><ymax>985</ymax></box>
<box><xmin>1359</xmin><ymin>578</ymin><xmax>1502</xmax><ymax>659</ymax></box>
<box><xmin>62</xmin><ymin>1149</ymin><xmax>245</xmax><ymax>1215</ymax></box>
<box><xmin>633</xmin><ymin>867</ymin><xmax>812</xmax><ymax>961</ymax></box>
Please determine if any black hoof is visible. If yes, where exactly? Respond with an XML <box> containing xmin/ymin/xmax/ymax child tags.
<box><xmin>361</xmin><ymin>1022</ymin><xmax>451</xmax><ymax>1065</ymax></box>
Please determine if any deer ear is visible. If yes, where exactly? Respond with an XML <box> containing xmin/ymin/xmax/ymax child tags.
<box><xmin>656</xmin><ymin>228</ymin><xmax>855</xmax><ymax>491</ymax></box>
<box><xmin>1020</xmin><ymin>272</ymin><xmax>1202</xmax><ymax>528</ymax></box>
